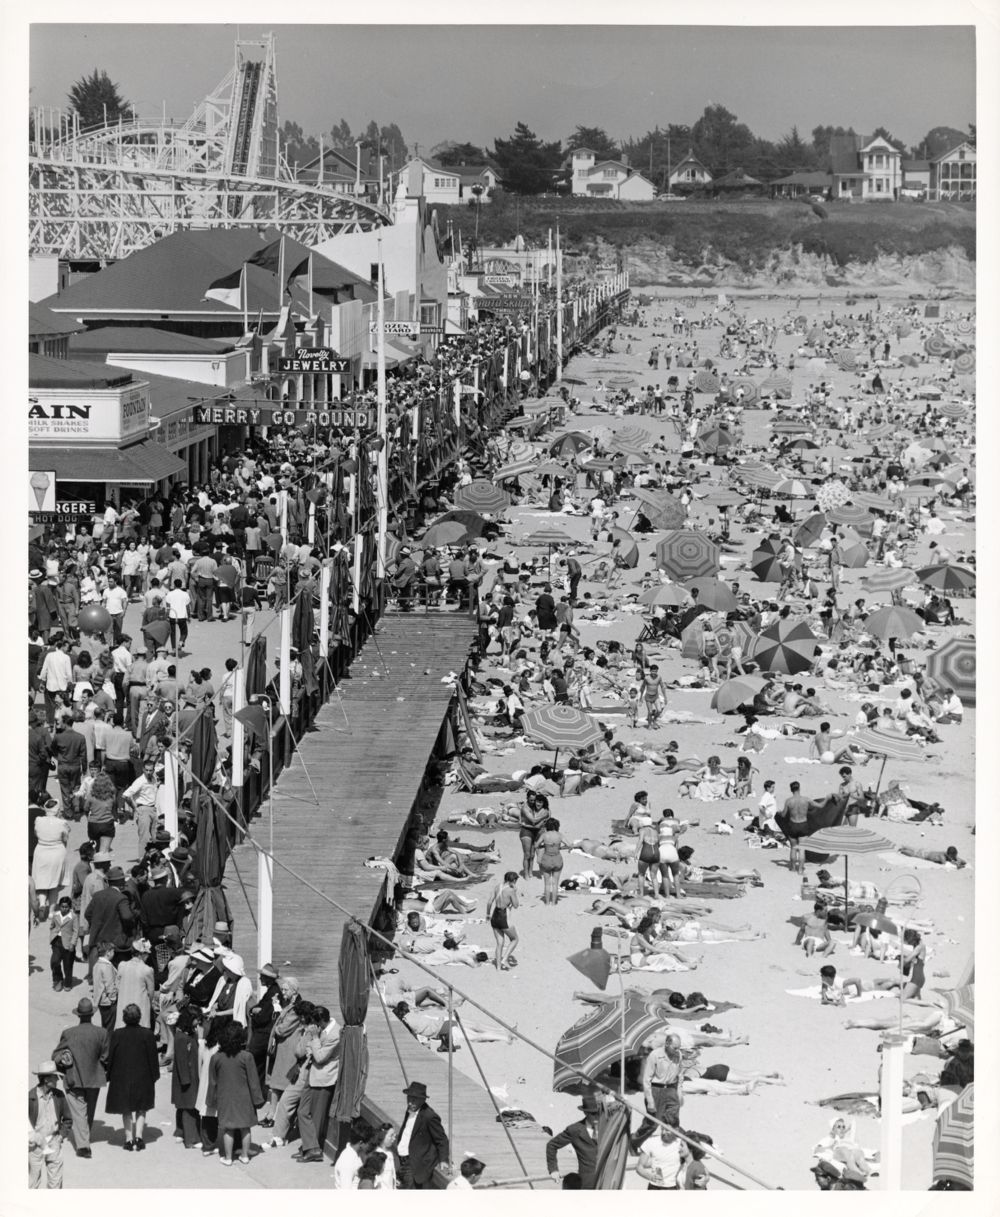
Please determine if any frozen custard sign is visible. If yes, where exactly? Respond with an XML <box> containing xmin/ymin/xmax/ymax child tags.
<box><xmin>28</xmin><ymin>384</ymin><xmax>150</xmax><ymax>443</ymax></box>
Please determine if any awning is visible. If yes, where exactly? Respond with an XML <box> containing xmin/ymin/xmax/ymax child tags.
<box><xmin>29</xmin><ymin>439</ymin><xmax>187</xmax><ymax>484</ymax></box>
<box><xmin>360</xmin><ymin>339</ymin><xmax>420</xmax><ymax>369</ymax></box>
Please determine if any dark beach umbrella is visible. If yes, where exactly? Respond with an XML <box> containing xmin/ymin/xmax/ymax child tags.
<box><xmin>753</xmin><ymin>618</ymin><xmax>817</xmax><ymax>675</ymax></box>
<box><xmin>185</xmin><ymin>785</ymin><xmax>232</xmax><ymax>947</ymax></box>
<box><xmin>333</xmin><ymin>920</ymin><xmax>371</xmax><ymax>1121</ymax></box>
<box><xmin>293</xmin><ymin>586</ymin><xmax>318</xmax><ymax>696</ymax></box>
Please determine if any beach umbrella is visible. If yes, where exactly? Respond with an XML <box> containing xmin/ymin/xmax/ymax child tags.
<box><xmin>697</xmin><ymin>424</ymin><xmax>735</xmax><ymax>453</ymax></box>
<box><xmin>924</xmin><ymin>332</ymin><xmax>952</xmax><ymax>357</ymax></box>
<box><xmin>826</xmin><ymin>504</ymin><xmax>874</xmax><ymax>530</ymax></box>
<box><xmin>852</xmin><ymin>728</ymin><xmax>926</xmax><ymax>793</ymax></box>
<box><xmin>521</xmin><ymin>526</ymin><xmax>575</xmax><ymax>563</ymax></box>
<box><xmin>861</xmin><ymin>567</ymin><xmax>917</xmax><ymax>594</ymax></box>
<box><xmin>333</xmin><ymin>920</ymin><xmax>370</xmax><ymax>1121</ymax></box>
<box><xmin>453</xmin><ymin>480</ymin><xmax>511</xmax><ymax>514</ymax></box>
<box><xmin>561</xmin><ymin>375</ymin><xmax>587</xmax><ymax>386</ymax></box>
<box><xmin>552</xmin><ymin>992</ymin><xmax>665</xmax><ymax>1095</ymax></box>
<box><xmin>772</xmin><ymin>478</ymin><xmax>812</xmax><ymax>498</ymax></box>
<box><xmin>753</xmin><ymin>618</ymin><xmax>818</xmax><ymax>675</ymax></box>
<box><xmin>926</xmin><ymin>637</ymin><xmax>976</xmax><ymax>705</ymax></box>
<box><xmin>694</xmin><ymin>368</ymin><xmax>720</xmax><ymax>393</ymax></box>
<box><xmin>863</xmin><ymin>605</ymin><xmax>925</xmax><ymax>641</ymax></box>
<box><xmin>799</xmin><ymin>823</ymin><xmax>895</xmax><ymax>926</ymax></box>
<box><xmin>954</xmin><ymin>317</ymin><xmax>974</xmax><ymax>336</ymax></box>
<box><xmin>684</xmin><ymin>577</ymin><xmax>737</xmax><ymax>612</ymax></box>
<box><xmin>730</xmin><ymin>376</ymin><xmax>759</xmax><ymax>404</ymax></box>
<box><xmin>616</xmin><ymin>423</ymin><xmax>653</xmax><ymax>447</ymax></box>
<box><xmin>759</xmin><ymin>372</ymin><xmax>793</xmax><ymax>399</ymax></box>
<box><xmin>865</xmin><ymin>423</ymin><xmax>897</xmax><ymax>441</ymax></box>
<box><xmin>815</xmin><ymin>480</ymin><xmax>851</xmax><ymax>512</ymax></box>
<box><xmin>896</xmin><ymin>485</ymin><xmax>937</xmax><ymax>503</ymax></box>
<box><xmin>895</xmin><ymin>321</ymin><xmax>912</xmax><ymax>338</ymax></box>
<box><xmin>635</xmin><ymin>493</ymin><xmax>687</xmax><ymax>530</ymax></box>
<box><xmin>839</xmin><ymin>541</ymin><xmax>871</xmax><ymax>569</ymax></box>
<box><xmin>508</xmin><ymin>439</ymin><xmax>535</xmax><ymax>461</ymax></box>
<box><xmin>432</xmin><ymin>509</ymin><xmax>491</xmax><ymax>536</ymax></box>
<box><xmin>932</xmin><ymin>1084</ymin><xmax>974</xmax><ymax>1190</ymax></box>
<box><xmin>492</xmin><ymin>458</ymin><xmax>537</xmax><ymax>483</ymax></box>
<box><xmin>794</xmin><ymin>513</ymin><xmax>828</xmax><ymax>548</ymax></box>
<box><xmin>534</xmin><ymin>460</ymin><xmax>571</xmax><ymax>480</ymax></box>
<box><xmin>582</xmin><ymin>457</ymin><xmax>614</xmax><ymax>473</ymax></box>
<box><xmin>952</xmin><ymin>351</ymin><xmax>975</xmax><ymax>375</ymax></box>
<box><xmin>655</xmin><ymin>530</ymin><xmax>720</xmax><ymax>580</ymax></box>
<box><xmin>783</xmin><ymin>436</ymin><xmax>819</xmax><ymax>451</ymax></box>
<box><xmin>915</xmin><ymin>564</ymin><xmax>976</xmax><ymax>594</ymax></box>
<box><xmin>750</xmin><ymin>546</ymin><xmax>784</xmax><ymax>584</ymax></box>
<box><xmin>523</xmin><ymin>704</ymin><xmax>603</xmax><ymax>768</ymax></box>
<box><xmin>607</xmin><ymin>375</ymin><xmax>636</xmax><ymax>389</ymax></box>
<box><xmin>899</xmin><ymin>353</ymin><xmax>920</xmax><ymax>367</ymax></box>
<box><xmin>908</xmin><ymin>473</ymin><xmax>949</xmax><ymax>489</ymax></box>
<box><xmin>711</xmin><ymin>674</ymin><xmax>767</xmax><ymax>714</ymax></box>
<box><xmin>936</xmin><ymin>984</ymin><xmax>974</xmax><ymax>1041</ymax></box>
<box><xmin>550</xmin><ymin>432</ymin><xmax>593</xmax><ymax>457</ymax></box>
<box><xmin>700</xmin><ymin>488</ymin><xmax>747</xmax><ymax>510</ymax></box>
<box><xmin>595</xmin><ymin>1099</ymin><xmax>631</xmax><ymax>1189</ymax></box>
<box><xmin>636</xmin><ymin>583</ymin><xmax>690</xmax><ymax>608</ymax></box>
<box><xmin>606</xmin><ymin>526</ymin><xmax>639</xmax><ymax>569</ymax></box>
<box><xmin>849</xmin><ymin>491</ymin><xmax>896</xmax><ymax>515</ymax></box>
<box><xmin>421</xmin><ymin>520</ymin><xmax>475</xmax><ymax>548</ymax></box>
<box><xmin>835</xmin><ymin>348</ymin><xmax>858</xmax><ymax>372</ymax></box>
<box><xmin>739</xmin><ymin>466</ymin><xmax>782</xmax><ymax>490</ymax></box>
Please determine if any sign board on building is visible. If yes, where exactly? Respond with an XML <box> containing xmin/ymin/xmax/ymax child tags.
<box><xmin>28</xmin><ymin>383</ymin><xmax>151</xmax><ymax>443</ymax></box>
<box><xmin>277</xmin><ymin>347</ymin><xmax>350</xmax><ymax>373</ymax></box>
<box><xmin>476</xmin><ymin>296</ymin><xmax>533</xmax><ymax>312</ymax></box>
<box><xmin>194</xmin><ymin>405</ymin><xmax>375</xmax><ymax>430</ymax></box>
<box><xmin>31</xmin><ymin>500</ymin><xmax>96</xmax><ymax>523</ymax></box>
<box><xmin>369</xmin><ymin>320</ymin><xmax>421</xmax><ymax>337</ymax></box>
<box><xmin>484</xmin><ymin>274</ymin><xmax>517</xmax><ymax>288</ymax></box>
<box><xmin>29</xmin><ymin>470</ymin><xmax>57</xmax><ymax>513</ymax></box>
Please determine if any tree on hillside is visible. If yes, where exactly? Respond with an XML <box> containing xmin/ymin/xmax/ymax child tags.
<box><xmin>967</xmin><ymin>123</ymin><xmax>976</xmax><ymax>148</ymax></box>
<box><xmin>67</xmin><ymin>69</ymin><xmax>131</xmax><ymax>131</ymax></box>
<box><xmin>379</xmin><ymin>122</ymin><xmax>408</xmax><ymax>170</ymax></box>
<box><xmin>691</xmin><ymin>104</ymin><xmax>756</xmax><ymax>176</ymax></box>
<box><xmin>869</xmin><ymin>125</ymin><xmax>907</xmax><ymax>154</ymax></box>
<box><xmin>774</xmin><ymin>126</ymin><xmax>818</xmax><ymax>175</ymax></box>
<box><xmin>565</xmin><ymin>125</ymin><xmax>620</xmax><ymax>160</ymax></box>
<box><xmin>328</xmin><ymin>119</ymin><xmax>354</xmax><ymax>152</ymax></box>
<box><xmin>434</xmin><ymin>141</ymin><xmax>488</xmax><ymax>166</ymax></box>
<box><xmin>492</xmin><ymin>121</ymin><xmax>563</xmax><ymax>195</ymax></box>
<box><xmin>811</xmin><ymin>125</ymin><xmax>857</xmax><ymax>165</ymax></box>
<box><xmin>621</xmin><ymin>124</ymin><xmax>692</xmax><ymax>186</ymax></box>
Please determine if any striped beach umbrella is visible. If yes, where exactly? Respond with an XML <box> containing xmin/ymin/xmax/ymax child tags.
<box><xmin>924</xmin><ymin>332</ymin><xmax>952</xmax><ymax>358</ymax></box>
<box><xmin>916</xmin><ymin>564</ymin><xmax>976</xmax><ymax>594</ymax></box>
<box><xmin>730</xmin><ymin>376</ymin><xmax>759</xmax><ymax>404</ymax></box>
<box><xmin>799</xmin><ymin>823</ymin><xmax>896</xmax><ymax>922</ymax></box>
<box><xmin>865</xmin><ymin>423</ymin><xmax>896</xmax><ymax>441</ymax></box>
<box><xmin>452</xmin><ymin>479</ymin><xmax>512</xmax><ymax>514</ymax></box>
<box><xmin>552</xmin><ymin>993</ymin><xmax>665</xmax><ymax>1095</ymax></box>
<box><xmin>694</xmin><ymin>368</ymin><xmax>720</xmax><ymax>394</ymax></box>
<box><xmin>523</xmin><ymin>705</ymin><xmax>604</xmax><ymax>767</ymax></box>
<box><xmin>616</xmin><ymin>424</ymin><xmax>653</xmax><ymax>447</ymax></box>
<box><xmin>835</xmin><ymin>348</ymin><xmax>858</xmax><ymax>372</ymax></box>
<box><xmin>952</xmin><ymin>351</ymin><xmax>975</xmax><ymax>375</ymax></box>
<box><xmin>863</xmin><ymin>605</ymin><xmax>925</xmax><ymax>641</ymax></box>
<box><xmin>634</xmin><ymin>490</ymin><xmax>687</xmax><ymax>530</ymax></box>
<box><xmin>759</xmin><ymin>372</ymin><xmax>793</xmax><ymax>399</ymax></box>
<box><xmin>783</xmin><ymin>435</ymin><xmax>819</xmax><ymax>451</ymax></box>
<box><xmin>825</xmin><ymin>504</ymin><xmax>875</xmax><ymax>529</ymax></box>
<box><xmin>927</xmin><ymin>637</ymin><xmax>976</xmax><ymax>705</ymax></box>
<box><xmin>655</xmin><ymin>529</ymin><xmax>721</xmax><ymax>580</ymax></box>
<box><xmin>508</xmin><ymin>439</ymin><xmax>535</xmax><ymax>460</ymax></box>
<box><xmin>932</xmin><ymin>1085</ymin><xmax>974</xmax><ymax>1190</ymax></box>
<box><xmin>753</xmin><ymin>618</ymin><xmax>818</xmax><ymax>675</ymax></box>
<box><xmin>522</xmin><ymin>526</ymin><xmax>575</xmax><ymax>549</ymax></box>
<box><xmin>582</xmin><ymin>457</ymin><xmax>614</xmax><ymax>473</ymax></box>
<box><xmin>861</xmin><ymin>568</ymin><xmax>917</xmax><ymax>593</ymax></box>
<box><xmin>954</xmin><ymin>316</ymin><xmax>974</xmax><ymax>336</ymax></box>
<box><xmin>685</xmin><ymin>577</ymin><xmax>738</xmax><ymax>612</ymax></box>
<box><xmin>606</xmin><ymin>375</ymin><xmax>636</xmax><ymax>389</ymax></box>
<box><xmin>814</xmin><ymin>480</ymin><xmax>851</xmax><ymax>512</ymax></box>
<box><xmin>711</xmin><ymin>674</ymin><xmax>768</xmax><ymax>714</ymax></box>
<box><xmin>697</xmin><ymin>424</ymin><xmax>735</xmax><ymax>453</ymax></box>
<box><xmin>794</xmin><ymin>512</ymin><xmax>828</xmax><ymax>548</ymax></box>
<box><xmin>637</xmin><ymin>583</ymin><xmax>690</xmax><ymax>608</ymax></box>
<box><xmin>852</xmin><ymin>729</ymin><xmax>926</xmax><ymax>795</ymax></box>
<box><xmin>534</xmin><ymin>460</ymin><xmax>571</xmax><ymax>480</ymax></box>
<box><xmin>936</xmin><ymin>984</ymin><xmax>974</xmax><ymax>1040</ymax></box>
<box><xmin>699</xmin><ymin>488</ymin><xmax>747</xmax><ymax>510</ymax></box>
<box><xmin>937</xmin><ymin>401</ymin><xmax>968</xmax><ymax>420</ymax></box>
<box><xmin>772</xmin><ymin>478</ymin><xmax>812</xmax><ymax>498</ymax></box>
<box><xmin>849</xmin><ymin>491</ymin><xmax>896</xmax><ymax>514</ymax></box>
<box><xmin>493</xmin><ymin>457</ymin><xmax>537</xmax><ymax>482</ymax></box>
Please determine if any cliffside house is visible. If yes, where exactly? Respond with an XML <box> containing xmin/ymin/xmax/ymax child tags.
<box><xmin>666</xmin><ymin>152</ymin><xmax>713</xmax><ymax>190</ymax></box>
<box><xmin>929</xmin><ymin>142</ymin><xmax>976</xmax><ymax>201</ymax></box>
<box><xmin>401</xmin><ymin>157</ymin><xmax>499</xmax><ymax>205</ymax></box>
<box><xmin>828</xmin><ymin>133</ymin><xmax>903</xmax><ymax>200</ymax></box>
<box><xmin>566</xmin><ymin>149</ymin><xmax>656</xmax><ymax>200</ymax></box>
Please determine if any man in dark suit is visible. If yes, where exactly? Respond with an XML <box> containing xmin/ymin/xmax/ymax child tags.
<box><xmin>546</xmin><ymin>1094</ymin><xmax>601</xmax><ymax>1188</ymax></box>
<box><xmin>397</xmin><ymin>1080</ymin><xmax>450</xmax><ymax>1189</ymax></box>
<box><xmin>83</xmin><ymin>866</ymin><xmax>134</xmax><ymax>972</ymax></box>
<box><xmin>54</xmin><ymin>998</ymin><xmax>108</xmax><ymax>1158</ymax></box>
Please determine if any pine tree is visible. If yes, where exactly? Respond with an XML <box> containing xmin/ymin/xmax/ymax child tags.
<box><xmin>67</xmin><ymin>69</ymin><xmax>131</xmax><ymax>131</ymax></box>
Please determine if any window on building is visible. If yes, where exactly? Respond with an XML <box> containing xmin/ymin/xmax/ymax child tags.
<box><xmin>603</xmin><ymin>169</ymin><xmax>617</xmax><ymax>178</ymax></box>
<box><xmin>958</xmin><ymin>149</ymin><xmax>966</xmax><ymax>160</ymax></box>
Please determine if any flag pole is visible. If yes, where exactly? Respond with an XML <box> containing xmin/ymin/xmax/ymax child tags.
<box><xmin>278</xmin><ymin>234</ymin><xmax>285</xmax><ymax>315</ymax></box>
<box><xmin>242</xmin><ymin>264</ymin><xmax>248</xmax><ymax>334</ymax></box>
<box><xmin>555</xmin><ymin>220</ymin><xmax>563</xmax><ymax>383</ymax></box>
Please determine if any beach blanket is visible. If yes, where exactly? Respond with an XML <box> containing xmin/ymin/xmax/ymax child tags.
<box><xmin>786</xmin><ymin>986</ymin><xmax>892</xmax><ymax>1003</ymax></box>
<box><xmin>878</xmin><ymin>851</ymin><xmax>970</xmax><ymax>871</ymax></box>
<box><xmin>680</xmin><ymin>881</ymin><xmax>747</xmax><ymax>899</ymax></box>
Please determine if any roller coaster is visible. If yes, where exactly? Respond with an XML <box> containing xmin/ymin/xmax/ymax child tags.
<box><xmin>29</xmin><ymin>34</ymin><xmax>390</xmax><ymax>262</ymax></box>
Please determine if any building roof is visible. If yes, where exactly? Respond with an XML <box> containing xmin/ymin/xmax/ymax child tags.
<box><xmin>713</xmin><ymin>168</ymin><xmax>762</xmax><ymax>188</ymax></box>
<box><xmin>41</xmin><ymin>229</ymin><xmax>376</xmax><ymax>318</ymax></box>
<box><xmin>902</xmin><ymin>160</ymin><xmax>931</xmax><ymax>172</ymax></box>
<box><xmin>29</xmin><ymin>439</ymin><xmax>187</xmax><ymax>484</ymax></box>
<box><xmin>671</xmin><ymin>151</ymin><xmax>710</xmax><ymax>170</ymax></box>
<box><xmin>770</xmin><ymin>171</ymin><xmax>834</xmax><ymax>187</ymax></box>
<box><xmin>29</xmin><ymin>353</ymin><xmax>135</xmax><ymax>390</ymax></box>
<box><xmin>828</xmin><ymin>133</ymin><xmax>864</xmax><ymax>176</ymax></box>
<box><xmin>69</xmin><ymin>326</ymin><xmax>236</xmax><ymax>357</ymax></box>
<box><xmin>29</xmin><ymin>301</ymin><xmax>84</xmax><ymax>340</ymax></box>
<box><xmin>931</xmin><ymin>142</ymin><xmax>976</xmax><ymax>163</ymax></box>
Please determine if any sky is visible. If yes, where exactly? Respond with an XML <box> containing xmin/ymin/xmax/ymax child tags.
<box><xmin>28</xmin><ymin>22</ymin><xmax>976</xmax><ymax>155</ymax></box>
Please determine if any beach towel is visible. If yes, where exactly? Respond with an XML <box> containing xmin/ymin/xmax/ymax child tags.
<box><xmin>786</xmin><ymin>986</ymin><xmax>892</xmax><ymax>1003</ymax></box>
<box><xmin>678</xmin><ymin>881</ymin><xmax>746</xmax><ymax>899</ymax></box>
<box><xmin>878</xmin><ymin>851</ymin><xmax>970</xmax><ymax>871</ymax></box>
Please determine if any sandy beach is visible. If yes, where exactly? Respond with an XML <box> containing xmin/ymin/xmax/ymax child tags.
<box><xmin>397</xmin><ymin>293</ymin><xmax>975</xmax><ymax>1191</ymax></box>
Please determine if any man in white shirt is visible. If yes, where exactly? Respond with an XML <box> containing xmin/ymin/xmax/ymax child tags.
<box><xmin>164</xmin><ymin>582</ymin><xmax>191</xmax><ymax>656</ymax></box>
<box><xmin>589</xmin><ymin>496</ymin><xmax>605</xmax><ymax>540</ymax></box>
<box><xmin>39</xmin><ymin>638</ymin><xmax>74</xmax><ymax>726</ymax></box>
<box><xmin>102</xmin><ymin>577</ymin><xmax>129</xmax><ymax>646</ymax></box>
<box><xmin>123</xmin><ymin>759</ymin><xmax>160</xmax><ymax>856</ymax></box>
<box><xmin>637</xmin><ymin>1125</ymin><xmax>683</xmax><ymax>1190</ymax></box>
<box><xmin>755</xmin><ymin>779</ymin><xmax>780</xmax><ymax>835</ymax></box>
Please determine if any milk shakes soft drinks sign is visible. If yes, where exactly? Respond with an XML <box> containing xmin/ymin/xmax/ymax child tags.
<box><xmin>28</xmin><ymin>384</ymin><xmax>151</xmax><ymax>442</ymax></box>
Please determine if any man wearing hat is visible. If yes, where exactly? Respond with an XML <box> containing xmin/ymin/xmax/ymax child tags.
<box><xmin>54</xmin><ymin>998</ymin><xmax>109</xmax><ymax>1158</ymax></box>
<box><xmin>83</xmin><ymin>866</ymin><xmax>134</xmax><ymax>978</ymax></box>
<box><xmin>546</xmin><ymin>1094</ymin><xmax>602</xmax><ymax>1188</ymax></box>
<box><xmin>397</xmin><ymin>1080</ymin><xmax>450</xmax><ymax>1188</ymax></box>
<box><xmin>140</xmin><ymin>863</ymin><xmax>183</xmax><ymax>957</ymax></box>
<box><xmin>28</xmin><ymin>709</ymin><xmax>52</xmax><ymax>804</ymax></box>
<box><xmin>29</xmin><ymin>1061</ymin><xmax>73</xmax><ymax>1187</ymax></box>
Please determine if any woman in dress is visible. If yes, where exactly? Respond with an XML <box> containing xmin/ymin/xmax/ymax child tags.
<box><xmin>536</xmin><ymin>817</ymin><xmax>569</xmax><ymax>905</ymax></box>
<box><xmin>207</xmin><ymin>1022</ymin><xmax>264</xmax><ymax>1166</ymax></box>
<box><xmin>262</xmin><ymin>981</ymin><xmax>303</xmax><ymax>1126</ymax></box>
<box><xmin>31</xmin><ymin>804</ymin><xmax>69</xmax><ymax>919</ymax></box>
<box><xmin>246</xmin><ymin>964</ymin><xmax>282</xmax><ymax>1091</ymax></box>
<box><xmin>105</xmin><ymin>1002</ymin><xmax>160</xmax><ymax>1151</ymax></box>
<box><xmin>171</xmin><ymin>1006</ymin><xmax>202</xmax><ymax>1149</ymax></box>
<box><xmin>486</xmin><ymin>871</ymin><xmax>519</xmax><ymax>971</ymax></box>
<box><xmin>196</xmin><ymin>1022</ymin><xmax>221</xmax><ymax>1156</ymax></box>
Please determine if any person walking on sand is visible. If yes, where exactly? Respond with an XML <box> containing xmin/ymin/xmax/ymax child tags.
<box><xmin>486</xmin><ymin>871</ymin><xmax>519</xmax><ymax>970</ymax></box>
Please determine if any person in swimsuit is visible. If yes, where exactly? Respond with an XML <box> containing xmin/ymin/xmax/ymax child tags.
<box><xmin>518</xmin><ymin>792</ymin><xmax>549</xmax><ymax>880</ymax></box>
<box><xmin>536</xmin><ymin>818</ymin><xmax>569</xmax><ymax>906</ymax></box>
<box><xmin>486</xmin><ymin>872</ymin><xmax>519</xmax><ymax>971</ymax></box>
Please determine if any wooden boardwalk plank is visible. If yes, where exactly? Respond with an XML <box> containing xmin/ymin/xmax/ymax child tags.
<box><xmin>226</xmin><ymin>614</ymin><xmax>551</xmax><ymax>1184</ymax></box>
